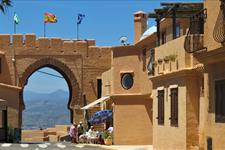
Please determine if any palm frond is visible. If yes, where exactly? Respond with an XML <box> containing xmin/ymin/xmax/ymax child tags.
<box><xmin>0</xmin><ymin>0</ymin><xmax>12</xmax><ymax>14</ymax></box>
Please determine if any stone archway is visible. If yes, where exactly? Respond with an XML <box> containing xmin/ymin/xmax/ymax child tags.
<box><xmin>20</xmin><ymin>57</ymin><xmax>81</xmax><ymax>123</ymax></box>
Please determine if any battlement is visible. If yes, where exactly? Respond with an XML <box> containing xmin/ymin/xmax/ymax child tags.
<box><xmin>0</xmin><ymin>34</ymin><xmax>97</xmax><ymax>52</ymax></box>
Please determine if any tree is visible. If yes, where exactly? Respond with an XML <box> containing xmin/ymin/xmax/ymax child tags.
<box><xmin>0</xmin><ymin>0</ymin><xmax>12</xmax><ymax>14</ymax></box>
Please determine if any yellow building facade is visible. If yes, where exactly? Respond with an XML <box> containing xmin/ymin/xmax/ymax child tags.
<box><xmin>99</xmin><ymin>0</ymin><xmax>225</xmax><ymax>149</ymax></box>
<box><xmin>0</xmin><ymin>0</ymin><xmax>224</xmax><ymax>148</ymax></box>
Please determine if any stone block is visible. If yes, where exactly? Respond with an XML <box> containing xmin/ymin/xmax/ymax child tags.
<box><xmin>50</xmin><ymin>38</ymin><xmax>62</xmax><ymax>51</ymax></box>
<box><xmin>87</xmin><ymin>39</ymin><xmax>96</xmax><ymax>46</ymax></box>
<box><xmin>12</xmin><ymin>34</ymin><xmax>23</xmax><ymax>48</ymax></box>
<box><xmin>76</xmin><ymin>40</ymin><xmax>88</xmax><ymax>56</ymax></box>
<box><xmin>48</xmin><ymin>135</ymin><xmax>59</xmax><ymax>142</ymax></box>
<box><xmin>63</xmin><ymin>40</ymin><xmax>74</xmax><ymax>52</ymax></box>
<box><xmin>25</xmin><ymin>34</ymin><xmax>36</xmax><ymax>48</ymax></box>
<box><xmin>55</xmin><ymin>125</ymin><xmax>70</xmax><ymax>133</ymax></box>
<box><xmin>0</xmin><ymin>34</ymin><xmax>10</xmax><ymax>50</ymax></box>
<box><xmin>38</xmin><ymin>38</ymin><xmax>50</xmax><ymax>50</ymax></box>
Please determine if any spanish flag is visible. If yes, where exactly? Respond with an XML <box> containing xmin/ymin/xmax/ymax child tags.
<box><xmin>44</xmin><ymin>12</ymin><xmax>57</xmax><ymax>23</ymax></box>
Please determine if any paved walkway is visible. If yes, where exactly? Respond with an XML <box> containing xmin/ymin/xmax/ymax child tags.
<box><xmin>0</xmin><ymin>143</ymin><xmax>153</xmax><ymax>150</ymax></box>
<box><xmin>0</xmin><ymin>143</ymin><xmax>108</xmax><ymax>150</ymax></box>
<box><xmin>82</xmin><ymin>144</ymin><xmax>153</xmax><ymax>150</ymax></box>
<box><xmin>108</xmin><ymin>145</ymin><xmax>153</xmax><ymax>150</ymax></box>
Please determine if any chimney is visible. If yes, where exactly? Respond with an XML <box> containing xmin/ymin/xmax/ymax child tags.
<box><xmin>134</xmin><ymin>11</ymin><xmax>147</xmax><ymax>43</ymax></box>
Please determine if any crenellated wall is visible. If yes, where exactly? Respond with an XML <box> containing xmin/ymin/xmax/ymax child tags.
<box><xmin>0</xmin><ymin>34</ymin><xmax>111</xmax><ymax>131</ymax></box>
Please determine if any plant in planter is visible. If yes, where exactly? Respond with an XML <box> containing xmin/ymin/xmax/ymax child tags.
<box><xmin>158</xmin><ymin>58</ymin><xmax>163</xmax><ymax>64</ymax></box>
<box><xmin>103</xmin><ymin>131</ymin><xmax>113</xmax><ymax>145</ymax></box>
<box><xmin>168</xmin><ymin>54</ymin><xmax>177</xmax><ymax>62</ymax></box>
<box><xmin>164</xmin><ymin>56</ymin><xmax>170</xmax><ymax>63</ymax></box>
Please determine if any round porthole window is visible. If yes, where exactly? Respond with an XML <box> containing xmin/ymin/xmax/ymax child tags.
<box><xmin>121</xmin><ymin>73</ymin><xmax>133</xmax><ymax>90</ymax></box>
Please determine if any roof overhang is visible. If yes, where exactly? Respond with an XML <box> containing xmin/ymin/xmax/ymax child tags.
<box><xmin>0</xmin><ymin>83</ymin><xmax>22</xmax><ymax>91</ymax></box>
<box><xmin>81</xmin><ymin>96</ymin><xmax>110</xmax><ymax>110</ymax></box>
<box><xmin>0</xmin><ymin>51</ymin><xmax>5</xmax><ymax>55</ymax></box>
<box><xmin>148</xmin><ymin>2</ymin><xmax>203</xmax><ymax>19</ymax></box>
<box><xmin>111</xmin><ymin>93</ymin><xmax>151</xmax><ymax>99</ymax></box>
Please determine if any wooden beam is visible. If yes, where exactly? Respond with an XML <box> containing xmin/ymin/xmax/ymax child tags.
<box><xmin>160</xmin><ymin>2</ymin><xmax>203</xmax><ymax>6</ymax></box>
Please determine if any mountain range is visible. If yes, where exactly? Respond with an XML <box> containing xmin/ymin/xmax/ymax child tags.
<box><xmin>22</xmin><ymin>90</ymin><xmax>71</xmax><ymax>130</ymax></box>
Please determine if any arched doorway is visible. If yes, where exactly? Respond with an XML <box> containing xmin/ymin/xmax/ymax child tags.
<box><xmin>22</xmin><ymin>67</ymin><xmax>71</xmax><ymax>129</ymax></box>
<box><xmin>19</xmin><ymin>57</ymin><xmax>81</xmax><ymax>127</ymax></box>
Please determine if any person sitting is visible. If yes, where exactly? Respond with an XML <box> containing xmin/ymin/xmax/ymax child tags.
<box><xmin>87</xmin><ymin>126</ymin><xmax>98</xmax><ymax>144</ymax></box>
<box><xmin>107</xmin><ymin>126</ymin><xmax>113</xmax><ymax>134</ymax></box>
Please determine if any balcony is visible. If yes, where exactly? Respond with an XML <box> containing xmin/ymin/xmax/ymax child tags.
<box><xmin>184</xmin><ymin>8</ymin><xmax>207</xmax><ymax>53</ymax></box>
<box><xmin>153</xmin><ymin>36</ymin><xmax>193</xmax><ymax>76</ymax></box>
<box><xmin>184</xmin><ymin>34</ymin><xmax>205</xmax><ymax>53</ymax></box>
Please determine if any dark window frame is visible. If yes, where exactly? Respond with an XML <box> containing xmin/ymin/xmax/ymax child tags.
<box><xmin>97</xmin><ymin>79</ymin><xmax>102</xmax><ymax>99</ymax></box>
<box><xmin>142</xmin><ymin>49</ymin><xmax>146</xmax><ymax>71</ymax></box>
<box><xmin>147</xmin><ymin>48</ymin><xmax>155</xmax><ymax>75</ymax></box>
<box><xmin>215</xmin><ymin>79</ymin><xmax>225</xmax><ymax>123</ymax></box>
<box><xmin>157</xmin><ymin>89</ymin><xmax>164</xmax><ymax>125</ymax></box>
<box><xmin>176</xmin><ymin>23</ymin><xmax>181</xmax><ymax>38</ymax></box>
<box><xmin>121</xmin><ymin>73</ymin><xmax>134</xmax><ymax>90</ymax></box>
<box><xmin>161</xmin><ymin>31</ymin><xmax>166</xmax><ymax>44</ymax></box>
<box><xmin>170</xmin><ymin>88</ymin><xmax>178</xmax><ymax>127</ymax></box>
<box><xmin>0</xmin><ymin>58</ymin><xmax>1</xmax><ymax>74</ymax></box>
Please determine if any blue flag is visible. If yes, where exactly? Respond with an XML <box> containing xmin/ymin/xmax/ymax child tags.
<box><xmin>77</xmin><ymin>13</ymin><xmax>85</xmax><ymax>24</ymax></box>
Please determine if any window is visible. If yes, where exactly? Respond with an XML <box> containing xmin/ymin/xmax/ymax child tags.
<box><xmin>121</xmin><ymin>73</ymin><xmax>133</xmax><ymax>90</ymax></box>
<box><xmin>147</xmin><ymin>49</ymin><xmax>155</xmax><ymax>75</ymax></box>
<box><xmin>0</xmin><ymin>58</ymin><xmax>1</xmax><ymax>74</ymax></box>
<box><xmin>176</xmin><ymin>24</ymin><xmax>181</xmax><ymax>38</ymax></box>
<box><xmin>161</xmin><ymin>31</ymin><xmax>166</xmax><ymax>44</ymax></box>
<box><xmin>157</xmin><ymin>90</ymin><xmax>164</xmax><ymax>125</ymax></box>
<box><xmin>97</xmin><ymin>79</ymin><xmax>102</xmax><ymax>99</ymax></box>
<box><xmin>200</xmin><ymin>76</ymin><xmax>204</xmax><ymax>97</ymax></box>
<box><xmin>170</xmin><ymin>88</ymin><xmax>178</xmax><ymax>126</ymax></box>
<box><xmin>142</xmin><ymin>49</ymin><xmax>146</xmax><ymax>71</ymax></box>
<box><xmin>215</xmin><ymin>80</ymin><xmax>225</xmax><ymax>122</ymax></box>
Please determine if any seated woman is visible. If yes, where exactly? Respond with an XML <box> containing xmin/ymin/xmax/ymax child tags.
<box><xmin>86</xmin><ymin>126</ymin><xmax>98</xmax><ymax>144</ymax></box>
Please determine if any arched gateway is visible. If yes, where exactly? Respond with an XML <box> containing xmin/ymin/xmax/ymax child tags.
<box><xmin>20</xmin><ymin>57</ymin><xmax>80</xmax><ymax>123</ymax></box>
<box><xmin>0</xmin><ymin>34</ymin><xmax>111</xmax><ymax>134</ymax></box>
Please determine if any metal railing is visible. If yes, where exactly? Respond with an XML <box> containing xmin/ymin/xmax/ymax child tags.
<box><xmin>184</xmin><ymin>9</ymin><xmax>207</xmax><ymax>53</ymax></box>
<box><xmin>213</xmin><ymin>0</ymin><xmax>225</xmax><ymax>43</ymax></box>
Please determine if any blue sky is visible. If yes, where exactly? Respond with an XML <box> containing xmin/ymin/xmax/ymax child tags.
<box><xmin>0</xmin><ymin>0</ymin><xmax>201</xmax><ymax>93</ymax></box>
<box><xmin>23</xmin><ymin>67</ymin><xmax>69</xmax><ymax>93</ymax></box>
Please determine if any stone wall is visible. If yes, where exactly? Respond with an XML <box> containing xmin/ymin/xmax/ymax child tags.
<box><xmin>0</xmin><ymin>33</ymin><xmax>111</xmax><ymax>129</ymax></box>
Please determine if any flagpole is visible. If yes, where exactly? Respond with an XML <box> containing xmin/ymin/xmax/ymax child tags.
<box><xmin>44</xmin><ymin>22</ymin><xmax>46</xmax><ymax>37</ymax></box>
<box><xmin>77</xmin><ymin>23</ymin><xmax>79</xmax><ymax>40</ymax></box>
<box><xmin>14</xmin><ymin>12</ymin><xmax>16</xmax><ymax>34</ymax></box>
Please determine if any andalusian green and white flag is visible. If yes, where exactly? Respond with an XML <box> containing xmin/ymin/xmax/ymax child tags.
<box><xmin>14</xmin><ymin>13</ymin><xmax>19</xmax><ymax>24</ymax></box>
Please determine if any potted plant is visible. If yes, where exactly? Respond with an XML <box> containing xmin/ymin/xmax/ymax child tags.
<box><xmin>158</xmin><ymin>58</ymin><xmax>163</xmax><ymax>64</ymax></box>
<box><xmin>103</xmin><ymin>131</ymin><xmax>113</xmax><ymax>145</ymax></box>
<box><xmin>163</xmin><ymin>56</ymin><xmax>170</xmax><ymax>63</ymax></box>
<box><xmin>168</xmin><ymin>54</ymin><xmax>177</xmax><ymax>62</ymax></box>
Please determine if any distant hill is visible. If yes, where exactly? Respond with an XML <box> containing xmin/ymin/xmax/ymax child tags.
<box><xmin>22</xmin><ymin>90</ymin><xmax>71</xmax><ymax>130</ymax></box>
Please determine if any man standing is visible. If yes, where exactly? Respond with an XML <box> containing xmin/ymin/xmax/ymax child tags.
<box><xmin>77</xmin><ymin>121</ymin><xmax>84</xmax><ymax>137</ymax></box>
<box><xmin>69</xmin><ymin>123</ymin><xmax>78</xmax><ymax>143</ymax></box>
